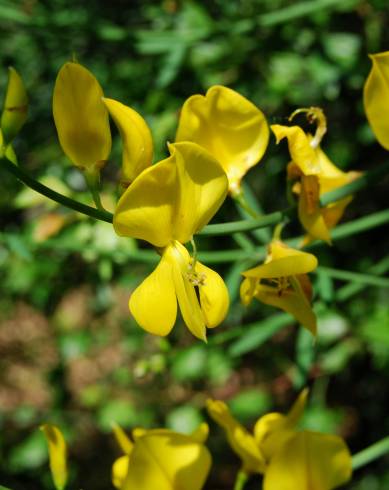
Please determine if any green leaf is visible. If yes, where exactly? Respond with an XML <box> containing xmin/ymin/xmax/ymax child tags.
<box><xmin>228</xmin><ymin>314</ymin><xmax>290</xmax><ymax>357</ymax></box>
<box><xmin>166</xmin><ymin>406</ymin><xmax>204</xmax><ymax>434</ymax></box>
<box><xmin>229</xmin><ymin>389</ymin><xmax>272</xmax><ymax>422</ymax></box>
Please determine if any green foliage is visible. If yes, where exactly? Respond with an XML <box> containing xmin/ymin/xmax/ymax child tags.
<box><xmin>0</xmin><ymin>0</ymin><xmax>389</xmax><ymax>489</ymax></box>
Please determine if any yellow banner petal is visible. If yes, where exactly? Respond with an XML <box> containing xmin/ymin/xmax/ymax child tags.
<box><xmin>170</xmin><ymin>142</ymin><xmax>228</xmax><ymax>243</ymax></box>
<box><xmin>364</xmin><ymin>51</ymin><xmax>389</xmax><ymax>150</ymax></box>
<box><xmin>176</xmin><ymin>85</ymin><xmax>269</xmax><ymax>193</ymax></box>
<box><xmin>113</xmin><ymin>156</ymin><xmax>177</xmax><ymax>247</ymax></box>
<box><xmin>102</xmin><ymin>98</ymin><xmax>153</xmax><ymax>185</ymax></box>
<box><xmin>121</xmin><ymin>431</ymin><xmax>212</xmax><ymax>490</ymax></box>
<box><xmin>1</xmin><ymin>67</ymin><xmax>28</xmax><ymax>145</ymax></box>
<box><xmin>129</xmin><ymin>253</ymin><xmax>177</xmax><ymax>336</ymax></box>
<box><xmin>41</xmin><ymin>424</ymin><xmax>68</xmax><ymax>490</ymax></box>
<box><xmin>271</xmin><ymin>125</ymin><xmax>320</xmax><ymax>175</ymax></box>
<box><xmin>53</xmin><ymin>62</ymin><xmax>111</xmax><ymax>170</ymax></box>
<box><xmin>263</xmin><ymin>431</ymin><xmax>352</xmax><ymax>490</ymax></box>
<box><xmin>196</xmin><ymin>261</ymin><xmax>229</xmax><ymax>328</ymax></box>
<box><xmin>112</xmin><ymin>455</ymin><xmax>130</xmax><ymax>489</ymax></box>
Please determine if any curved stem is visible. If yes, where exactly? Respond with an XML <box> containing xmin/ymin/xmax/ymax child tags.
<box><xmin>352</xmin><ymin>436</ymin><xmax>389</xmax><ymax>470</ymax></box>
<box><xmin>233</xmin><ymin>470</ymin><xmax>249</xmax><ymax>490</ymax></box>
<box><xmin>233</xmin><ymin>190</ymin><xmax>259</xmax><ymax>218</ymax></box>
<box><xmin>1</xmin><ymin>157</ymin><xmax>113</xmax><ymax>223</ymax></box>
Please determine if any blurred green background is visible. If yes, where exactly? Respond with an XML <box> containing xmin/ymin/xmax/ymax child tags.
<box><xmin>0</xmin><ymin>0</ymin><xmax>389</xmax><ymax>488</ymax></box>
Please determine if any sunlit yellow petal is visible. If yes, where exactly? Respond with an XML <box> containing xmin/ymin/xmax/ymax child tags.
<box><xmin>53</xmin><ymin>62</ymin><xmax>111</xmax><ymax>170</ymax></box>
<box><xmin>176</xmin><ymin>85</ymin><xmax>269</xmax><ymax>193</ymax></box>
<box><xmin>112</xmin><ymin>423</ymin><xmax>134</xmax><ymax>455</ymax></box>
<box><xmin>364</xmin><ymin>51</ymin><xmax>389</xmax><ymax>150</ymax></box>
<box><xmin>121</xmin><ymin>431</ymin><xmax>212</xmax><ymax>490</ymax></box>
<box><xmin>170</xmin><ymin>142</ymin><xmax>228</xmax><ymax>243</ymax></box>
<box><xmin>102</xmin><ymin>98</ymin><xmax>153</xmax><ymax>185</ymax></box>
<box><xmin>112</xmin><ymin>455</ymin><xmax>130</xmax><ymax>489</ymax></box>
<box><xmin>271</xmin><ymin>124</ymin><xmax>320</xmax><ymax>175</ymax></box>
<box><xmin>242</xmin><ymin>242</ymin><xmax>318</xmax><ymax>279</ymax></box>
<box><xmin>195</xmin><ymin>261</ymin><xmax>229</xmax><ymax>328</ymax></box>
<box><xmin>1</xmin><ymin>67</ymin><xmax>28</xmax><ymax>145</ymax></box>
<box><xmin>113</xmin><ymin>156</ymin><xmax>176</xmax><ymax>246</ymax></box>
<box><xmin>206</xmin><ymin>399</ymin><xmax>266</xmax><ymax>474</ymax></box>
<box><xmin>167</xmin><ymin>243</ymin><xmax>207</xmax><ymax>341</ymax></box>
<box><xmin>129</xmin><ymin>253</ymin><xmax>177</xmax><ymax>336</ymax></box>
<box><xmin>41</xmin><ymin>424</ymin><xmax>68</xmax><ymax>490</ymax></box>
<box><xmin>263</xmin><ymin>431</ymin><xmax>352</xmax><ymax>490</ymax></box>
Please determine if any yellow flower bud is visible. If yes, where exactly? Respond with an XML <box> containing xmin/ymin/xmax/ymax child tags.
<box><xmin>1</xmin><ymin>67</ymin><xmax>28</xmax><ymax>145</ymax></box>
<box><xmin>53</xmin><ymin>62</ymin><xmax>111</xmax><ymax>171</ymax></box>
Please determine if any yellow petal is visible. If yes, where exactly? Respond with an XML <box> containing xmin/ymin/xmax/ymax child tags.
<box><xmin>240</xmin><ymin>277</ymin><xmax>257</xmax><ymax>306</ymax></box>
<box><xmin>112</xmin><ymin>455</ymin><xmax>130</xmax><ymax>489</ymax></box>
<box><xmin>271</xmin><ymin>124</ymin><xmax>320</xmax><ymax>175</ymax></box>
<box><xmin>53</xmin><ymin>62</ymin><xmax>111</xmax><ymax>170</ymax></box>
<box><xmin>196</xmin><ymin>261</ymin><xmax>229</xmax><ymax>328</ymax></box>
<box><xmin>41</xmin><ymin>424</ymin><xmax>68</xmax><ymax>490</ymax></box>
<box><xmin>298</xmin><ymin>176</ymin><xmax>331</xmax><ymax>243</ymax></box>
<box><xmin>170</xmin><ymin>142</ymin><xmax>228</xmax><ymax>243</ymax></box>
<box><xmin>253</xmin><ymin>279</ymin><xmax>317</xmax><ymax>335</ymax></box>
<box><xmin>206</xmin><ymin>399</ymin><xmax>266</xmax><ymax>474</ymax></box>
<box><xmin>167</xmin><ymin>242</ymin><xmax>207</xmax><ymax>341</ymax></box>
<box><xmin>112</xmin><ymin>423</ymin><xmax>134</xmax><ymax>455</ymax></box>
<box><xmin>242</xmin><ymin>241</ymin><xmax>318</xmax><ymax>279</ymax></box>
<box><xmin>176</xmin><ymin>85</ymin><xmax>269</xmax><ymax>193</ymax></box>
<box><xmin>263</xmin><ymin>431</ymin><xmax>352</xmax><ymax>490</ymax></box>
<box><xmin>102</xmin><ymin>98</ymin><xmax>153</xmax><ymax>185</ymax></box>
<box><xmin>121</xmin><ymin>431</ymin><xmax>212</xmax><ymax>490</ymax></box>
<box><xmin>113</xmin><ymin>142</ymin><xmax>227</xmax><ymax>247</ymax></box>
<box><xmin>364</xmin><ymin>51</ymin><xmax>389</xmax><ymax>150</ymax></box>
<box><xmin>113</xmin><ymin>155</ymin><xmax>177</xmax><ymax>246</ymax></box>
<box><xmin>1</xmin><ymin>67</ymin><xmax>28</xmax><ymax>145</ymax></box>
<box><xmin>0</xmin><ymin>128</ymin><xmax>17</xmax><ymax>164</ymax></box>
<box><xmin>129</xmin><ymin>252</ymin><xmax>177</xmax><ymax>336</ymax></box>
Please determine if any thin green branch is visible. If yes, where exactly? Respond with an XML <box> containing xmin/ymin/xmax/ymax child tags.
<box><xmin>199</xmin><ymin>211</ymin><xmax>286</xmax><ymax>236</ymax></box>
<box><xmin>233</xmin><ymin>470</ymin><xmax>249</xmax><ymax>490</ymax></box>
<box><xmin>1</xmin><ymin>157</ymin><xmax>113</xmax><ymax>223</ymax></box>
<box><xmin>315</xmin><ymin>266</ymin><xmax>389</xmax><ymax>288</ymax></box>
<box><xmin>258</xmin><ymin>0</ymin><xmax>358</xmax><ymax>27</ymax></box>
<box><xmin>320</xmin><ymin>161</ymin><xmax>389</xmax><ymax>206</ymax></box>
<box><xmin>352</xmin><ymin>436</ymin><xmax>389</xmax><ymax>470</ymax></box>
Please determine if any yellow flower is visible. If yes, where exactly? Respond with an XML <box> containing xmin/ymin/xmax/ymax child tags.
<box><xmin>207</xmin><ymin>390</ymin><xmax>308</xmax><ymax>475</ymax></box>
<box><xmin>102</xmin><ymin>97</ymin><xmax>153</xmax><ymax>187</ymax></box>
<box><xmin>114</xmin><ymin>141</ymin><xmax>229</xmax><ymax>341</ymax></box>
<box><xmin>263</xmin><ymin>431</ymin><xmax>352</xmax><ymax>490</ymax></box>
<box><xmin>241</xmin><ymin>240</ymin><xmax>318</xmax><ymax>335</ymax></box>
<box><xmin>1</xmin><ymin>67</ymin><xmax>28</xmax><ymax>146</ymax></box>
<box><xmin>53</xmin><ymin>62</ymin><xmax>111</xmax><ymax>172</ymax></box>
<box><xmin>175</xmin><ymin>85</ymin><xmax>269</xmax><ymax>195</ymax></box>
<box><xmin>364</xmin><ymin>51</ymin><xmax>389</xmax><ymax>150</ymax></box>
<box><xmin>41</xmin><ymin>424</ymin><xmax>68</xmax><ymax>490</ymax></box>
<box><xmin>207</xmin><ymin>390</ymin><xmax>352</xmax><ymax>490</ymax></box>
<box><xmin>112</xmin><ymin>424</ymin><xmax>211</xmax><ymax>490</ymax></box>
<box><xmin>272</xmin><ymin>122</ymin><xmax>358</xmax><ymax>243</ymax></box>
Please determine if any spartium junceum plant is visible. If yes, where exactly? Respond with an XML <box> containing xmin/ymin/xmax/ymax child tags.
<box><xmin>2</xmin><ymin>52</ymin><xmax>389</xmax><ymax>490</ymax></box>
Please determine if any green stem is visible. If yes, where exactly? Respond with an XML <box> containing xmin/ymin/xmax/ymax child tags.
<box><xmin>233</xmin><ymin>470</ymin><xmax>249</xmax><ymax>490</ymax></box>
<box><xmin>199</xmin><ymin>211</ymin><xmax>286</xmax><ymax>236</ymax></box>
<box><xmin>233</xmin><ymin>190</ymin><xmax>259</xmax><ymax>218</ymax></box>
<box><xmin>352</xmin><ymin>436</ymin><xmax>389</xmax><ymax>470</ymax></box>
<box><xmin>320</xmin><ymin>161</ymin><xmax>389</xmax><ymax>206</ymax></box>
<box><xmin>0</xmin><ymin>157</ymin><xmax>113</xmax><ymax>223</ymax></box>
<box><xmin>315</xmin><ymin>266</ymin><xmax>389</xmax><ymax>288</ymax></box>
<box><xmin>85</xmin><ymin>168</ymin><xmax>105</xmax><ymax>211</ymax></box>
